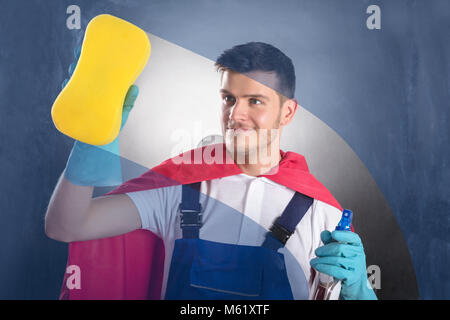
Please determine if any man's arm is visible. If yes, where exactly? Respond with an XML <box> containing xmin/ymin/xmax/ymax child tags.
<box><xmin>45</xmin><ymin>45</ymin><xmax>144</xmax><ymax>243</ymax></box>
<box><xmin>45</xmin><ymin>171</ymin><xmax>141</xmax><ymax>243</ymax></box>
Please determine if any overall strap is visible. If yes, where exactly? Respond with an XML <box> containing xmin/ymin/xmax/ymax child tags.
<box><xmin>179</xmin><ymin>182</ymin><xmax>202</xmax><ymax>239</ymax></box>
<box><xmin>262</xmin><ymin>192</ymin><xmax>313</xmax><ymax>250</ymax></box>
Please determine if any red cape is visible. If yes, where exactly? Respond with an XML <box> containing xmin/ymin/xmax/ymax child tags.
<box><xmin>60</xmin><ymin>144</ymin><xmax>342</xmax><ymax>299</ymax></box>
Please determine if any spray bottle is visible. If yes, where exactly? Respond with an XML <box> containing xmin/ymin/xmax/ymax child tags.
<box><xmin>312</xmin><ymin>209</ymin><xmax>353</xmax><ymax>300</ymax></box>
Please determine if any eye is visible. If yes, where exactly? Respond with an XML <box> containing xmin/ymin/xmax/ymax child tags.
<box><xmin>249</xmin><ymin>98</ymin><xmax>262</xmax><ymax>105</ymax></box>
<box><xmin>223</xmin><ymin>95</ymin><xmax>236</xmax><ymax>106</ymax></box>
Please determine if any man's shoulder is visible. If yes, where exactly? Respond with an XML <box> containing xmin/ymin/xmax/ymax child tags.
<box><xmin>310</xmin><ymin>199</ymin><xmax>342</xmax><ymax>229</ymax></box>
<box><xmin>125</xmin><ymin>183</ymin><xmax>183</xmax><ymax>201</ymax></box>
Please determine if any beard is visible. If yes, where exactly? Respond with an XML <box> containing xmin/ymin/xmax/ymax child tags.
<box><xmin>224</xmin><ymin>116</ymin><xmax>281</xmax><ymax>166</ymax></box>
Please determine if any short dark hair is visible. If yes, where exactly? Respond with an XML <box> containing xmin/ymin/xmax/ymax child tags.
<box><xmin>215</xmin><ymin>42</ymin><xmax>296</xmax><ymax>99</ymax></box>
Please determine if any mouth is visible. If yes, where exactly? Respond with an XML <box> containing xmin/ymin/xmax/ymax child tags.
<box><xmin>227</xmin><ymin>127</ymin><xmax>255</xmax><ymax>135</ymax></box>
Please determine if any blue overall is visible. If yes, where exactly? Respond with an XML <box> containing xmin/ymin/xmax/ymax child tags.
<box><xmin>164</xmin><ymin>183</ymin><xmax>313</xmax><ymax>300</ymax></box>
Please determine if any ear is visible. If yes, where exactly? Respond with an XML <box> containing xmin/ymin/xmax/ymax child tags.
<box><xmin>279</xmin><ymin>99</ymin><xmax>298</xmax><ymax>127</ymax></box>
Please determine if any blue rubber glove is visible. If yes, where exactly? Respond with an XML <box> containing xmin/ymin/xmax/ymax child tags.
<box><xmin>310</xmin><ymin>230</ymin><xmax>378</xmax><ymax>300</ymax></box>
<box><xmin>62</xmin><ymin>45</ymin><xmax>139</xmax><ymax>186</ymax></box>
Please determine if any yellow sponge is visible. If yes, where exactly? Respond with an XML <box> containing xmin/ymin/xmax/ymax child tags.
<box><xmin>51</xmin><ymin>14</ymin><xmax>151</xmax><ymax>145</ymax></box>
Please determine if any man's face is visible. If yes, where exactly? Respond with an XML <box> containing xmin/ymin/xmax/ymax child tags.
<box><xmin>220</xmin><ymin>70</ymin><xmax>288</xmax><ymax>162</ymax></box>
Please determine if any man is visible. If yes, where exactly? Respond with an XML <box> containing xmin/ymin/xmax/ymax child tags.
<box><xmin>45</xmin><ymin>42</ymin><xmax>376</xmax><ymax>300</ymax></box>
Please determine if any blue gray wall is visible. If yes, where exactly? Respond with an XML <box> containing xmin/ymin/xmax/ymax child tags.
<box><xmin>0</xmin><ymin>0</ymin><xmax>448</xmax><ymax>299</ymax></box>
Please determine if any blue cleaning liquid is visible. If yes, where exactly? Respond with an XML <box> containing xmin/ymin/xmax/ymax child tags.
<box><xmin>313</xmin><ymin>209</ymin><xmax>353</xmax><ymax>300</ymax></box>
<box><xmin>335</xmin><ymin>209</ymin><xmax>353</xmax><ymax>231</ymax></box>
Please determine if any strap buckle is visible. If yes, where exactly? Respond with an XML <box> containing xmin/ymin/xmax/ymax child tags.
<box><xmin>179</xmin><ymin>204</ymin><xmax>203</xmax><ymax>228</ymax></box>
<box><xmin>269</xmin><ymin>221</ymin><xmax>293</xmax><ymax>245</ymax></box>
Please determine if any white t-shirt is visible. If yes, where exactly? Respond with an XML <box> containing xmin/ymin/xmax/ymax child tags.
<box><xmin>126</xmin><ymin>173</ymin><xmax>342</xmax><ymax>299</ymax></box>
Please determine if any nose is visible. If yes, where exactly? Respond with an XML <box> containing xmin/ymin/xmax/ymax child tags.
<box><xmin>229</xmin><ymin>99</ymin><xmax>248</xmax><ymax>124</ymax></box>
